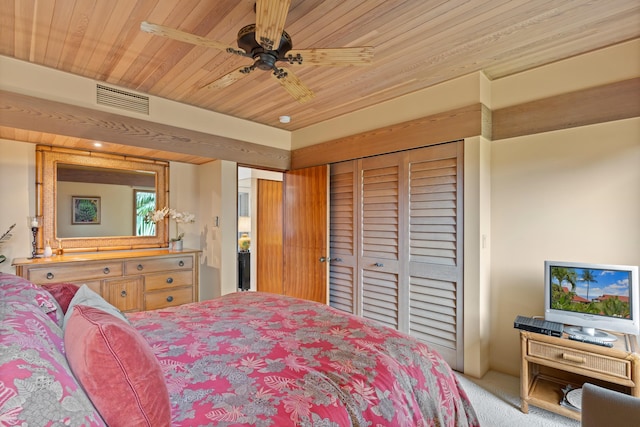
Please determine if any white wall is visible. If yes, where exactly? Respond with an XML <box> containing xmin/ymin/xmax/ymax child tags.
<box><xmin>167</xmin><ymin>160</ymin><xmax>238</xmax><ymax>299</ymax></box>
<box><xmin>485</xmin><ymin>38</ymin><xmax>640</xmax><ymax>376</ymax></box>
<box><xmin>464</xmin><ymin>136</ymin><xmax>492</xmax><ymax>377</ymax></box>
<box><xmin>169</xmin><ymin>162</ymin><xmax>200</xmax><ymax>245</ymax></box>
<box><xmin>490</xmin><ymin>118</ymin><xmax>640</xmax><ymax>375</ymax></box>
<box><xmin>195</xmin><ymin>160</ymin><xmax>238</xmax><ymax>300</ymax></box>
<box><xmin>292</xmin><ymin>72</ymin><xmax>485</xmax><ymax>149</ymax></box>
<box><xmin>0</xmin><ymin>141</ymin><xmax>35</xmax><ymax>271</ymax></box>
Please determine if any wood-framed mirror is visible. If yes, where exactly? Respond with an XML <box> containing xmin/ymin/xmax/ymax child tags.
<box><xmin>36</xmin><ymin>145</ymin><xmax>169</xmax><ymax>253</ymax></box>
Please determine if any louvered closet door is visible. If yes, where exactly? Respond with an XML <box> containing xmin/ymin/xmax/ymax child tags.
<box><xmin>358</xmin><ymin>153</ymin><xmax>404</xmax><ymax>330</ymax></box>
<box><xmin>407</xmin><ymin>142</ymin><xmax>463</xmax><ymax>369</ymax></box>
<box><xmin>329</xmin><ymin>161</ymin><xmax>358</xmax><ymax>313</ymax></box>
<box><xmin>327</xmin><ymin>142</ymin><xmax>463</xmax><ymax>369</ymax></box>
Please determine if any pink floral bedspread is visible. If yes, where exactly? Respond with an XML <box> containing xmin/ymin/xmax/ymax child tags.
<box><xmin>128</xmin><ymin>292</ymin><xmax>478</xmax><ymax>427</ymax></box>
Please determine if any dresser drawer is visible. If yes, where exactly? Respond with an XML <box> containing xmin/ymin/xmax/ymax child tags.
<box><xmin>26</xmin><ymin>262</ymin><xmax>124</xmax><ymax>283</ymax></box>
<box><xmin>15</xmin><ymin>249</ymin><xmax>200</xmax><ymax>312</ymax></box>
<box><xmin>125</xmin><ymin>255</ymin><xmax>193</xmax><ymax>275</ymax></box>
<box><xmin>145</xmin><ymin>287</ymin><xmax>193</xmax><ymax>310</ymax></box>
<box><xmin>145</xmin><ymin>270</ymin><xmax>193</xmax><ymax>291</ymax></box>
<box><xmin>528</xmin><ymin>340</ymin><xmax>632</xmax><ymax>380</ymax></box>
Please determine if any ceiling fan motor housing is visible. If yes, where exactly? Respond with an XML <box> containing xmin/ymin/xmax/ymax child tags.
<box><xmin>237</xmin><ymin>24</ymin><xmax>292</xmax><ymax>70</ymax></box>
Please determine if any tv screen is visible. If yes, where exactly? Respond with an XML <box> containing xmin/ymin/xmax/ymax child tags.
<box><xmin>544</xmin><ymin>261</ymin><xmax>640</xmax><ymax>340</ymax></box>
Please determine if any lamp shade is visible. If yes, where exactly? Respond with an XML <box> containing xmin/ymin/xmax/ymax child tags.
<box><xmin>238</xmin><ymin>216</ymin><xmax>251</xmax><ymax>233</ymax></box>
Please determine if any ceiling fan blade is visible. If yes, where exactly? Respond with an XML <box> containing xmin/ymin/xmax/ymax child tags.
<box><xmin>271</xmin><ymin>66</ymin><xmax>315</xmax><ymax>103</ymax></box>
<box><xmin>202</xmin><ymin>66</ymin><xmax>255</xmax><ymax>90</ymax></box>
<box><xmin>255</xmin><ymin>0</ymin><xmax>291</xmax><ymax>50</ymax></box>
<box><xmin>140</xmin><ymin>21</ymin><xmax>246</xmax><ymax>57</ymax></box>
<box><xmin>286</xmin><ymin>47</ymin><xmax>374</xmax><ymax>66</ymax></box>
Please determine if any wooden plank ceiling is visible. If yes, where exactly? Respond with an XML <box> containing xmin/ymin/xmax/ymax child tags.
<box><xmin>1</xmin><ymin>0</ymin><xmax>638</xmax><ymax>164</ymax></box>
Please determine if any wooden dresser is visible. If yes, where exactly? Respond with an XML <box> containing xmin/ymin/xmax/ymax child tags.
<box><xmin>13</xmin><ymin>249</ymin><xmax>199</xmax><ymax>313</ymax></box>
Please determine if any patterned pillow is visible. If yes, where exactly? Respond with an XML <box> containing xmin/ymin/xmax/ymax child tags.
<box><xmin>41</xmin><ymin>282</ymin><xmax>79</xmax><ymax>313</ymax></box>
<box><xmin>0</xmin><ymin>273</ymin><xmax>63</xmax><ymax>327</ymax></box>
<box><xmin>0</xmin><ymin>296</ymin><xmax>106</xmax><ymax>426</ymax></box>
<box><xmin>64</xmin><ymin>305</ymin><xmax>171</xmax><ymax>427</ymax></box>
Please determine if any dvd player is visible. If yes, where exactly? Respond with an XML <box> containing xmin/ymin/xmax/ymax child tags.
<box><xmin>514</xmin><ymin>315</ymin><xmax>564</xmax><ymax>337</ymax></box>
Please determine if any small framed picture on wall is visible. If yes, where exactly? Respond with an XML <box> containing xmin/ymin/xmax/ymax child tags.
<box><xmin>72</xmin><ymin>196</ymin><xmax>101</xmax><ymax>224</ymax></box>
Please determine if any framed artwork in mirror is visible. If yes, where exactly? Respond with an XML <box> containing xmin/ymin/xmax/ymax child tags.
<box><xmin>72</xmin><ymin>196</ymin><xmax>101</xmax><ymax>224</ymax></box>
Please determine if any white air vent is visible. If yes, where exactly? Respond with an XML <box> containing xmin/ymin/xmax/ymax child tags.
<box><xmin>96</xmin><ymin>84</ymin><xmax>149</xmax><ymax>115</ymax></box>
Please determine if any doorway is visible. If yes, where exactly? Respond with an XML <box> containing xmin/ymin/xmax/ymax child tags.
<box><xmin>237</xmin><ymin>167</ymin><xmax>283</xmax><ymax>292</ymax></box>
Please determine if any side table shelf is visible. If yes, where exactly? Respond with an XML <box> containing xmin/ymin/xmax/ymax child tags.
<box><xmin>520</xmin><ymin>330</ymin><xmax>640</xmax><ymax>421</ymax></box>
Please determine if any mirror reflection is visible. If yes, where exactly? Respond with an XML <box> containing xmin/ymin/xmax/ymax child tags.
<box><xmin>56</xmin><ymin>164</ymin><xmax>156</xmax><ymax>238</ymax></box>
<box><xmin>37</xmin><ymin>146</ymin><xmax>169</xmax><ymax>253</ymax></box>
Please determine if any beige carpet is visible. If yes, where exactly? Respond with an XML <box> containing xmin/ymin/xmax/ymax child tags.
<box><xmin>455</xmin><ymin>370</ymin><xmax>580</xmax><ymax>427</ymax></box>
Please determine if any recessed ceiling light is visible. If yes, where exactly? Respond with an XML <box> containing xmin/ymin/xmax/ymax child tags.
<box><xmin>279</xmin><ymin>115</ymin><xmax>291</xmax><ymax>124</ymax></box>
<box><xmin>93</xmin><ymin>142</ymin><xmax>102</xmax><ymax>147</ymax></box>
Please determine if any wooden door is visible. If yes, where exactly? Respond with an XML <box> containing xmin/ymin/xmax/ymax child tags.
<box><xmin>283</xmin><ymin>165</ymin><xmax>329</xmax><ymax>303</ymax></box>
<box><xmin>256</xmin><ymin>179</ymin><xmax>283</xmax><ymax>294</ymax></box>
<box><xmin>102</xmin><ymin>277</ymin><xmax>143</xmax><ymax>312</ymax></box>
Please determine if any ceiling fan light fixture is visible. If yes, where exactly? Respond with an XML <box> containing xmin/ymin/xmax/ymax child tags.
<box><xmin>141</xmin><ymin>1</ymin><xmax>372</xmax><ymax>104</ymax></box>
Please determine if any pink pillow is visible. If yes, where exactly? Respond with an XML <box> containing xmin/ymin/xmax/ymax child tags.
<box><xmin>41</xmin><ymin>282</ymin><xmax>79</xmax><ymax>313</ymax></box>
<box><xmin>64</xmin><ymin>305</ymin><xmax>171</xmax><ymax>427</ymax></box>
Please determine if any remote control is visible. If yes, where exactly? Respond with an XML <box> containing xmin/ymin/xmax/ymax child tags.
<box><xmin>567</xmin><ymin>334</ymin><xmax>613</xmax><ymax>347</ymax></box>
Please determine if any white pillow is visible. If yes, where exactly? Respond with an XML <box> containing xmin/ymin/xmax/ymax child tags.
<box><xmin>63</xmin><ymin>285</ymin><xmax>128</xmax><ymax>331</ymax></box>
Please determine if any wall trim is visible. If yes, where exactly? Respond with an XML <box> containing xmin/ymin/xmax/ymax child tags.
<box><xmin>492</xmin><ymin>78</ymin><xmax>640</xmax><ymax>140</ymax></box>
<box><xmin>0</xmin><ymin>90</ymin><xmax>291</xmax><ymax>171</ymax></box>
<box><xmin>291</xmin><ymin>104</ymin><xmax>482</xmax><ymax>169</ymax></box>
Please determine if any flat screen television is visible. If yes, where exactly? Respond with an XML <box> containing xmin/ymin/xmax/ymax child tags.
<box><xmin>544</xmin><ymin>261</ymin><xmax>640</xmax><ymax>342</ymax></box>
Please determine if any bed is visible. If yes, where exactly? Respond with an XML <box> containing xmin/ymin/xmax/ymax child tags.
<box><xmin>0</xmin><ymin>272</ymin><xmax>479</xmax><ymax>426</ymax></box>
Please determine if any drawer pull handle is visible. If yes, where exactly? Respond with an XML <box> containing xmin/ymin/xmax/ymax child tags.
<box><xmin>120</xmin><ymin>290</ymin><xmax>127</xmax><ymax>297</ymax></box>
<box><xmin>562</xmin><ymin>353</ymin><xmax>586</xmax><ymax>364</ymax></box>
<box><xmin>137</xmin><ymin>264</ymin><xmax>144</xmax><ymax>271</ymax></box>
<box><xmin>46</xmin><ymin>272</ymin><xmax>55</xmax><ymax>280</ymax></box>
<box><xmin>178</xmin><ymin>260</ymin><xmax>185</xmax><ymax>267</ymax></box>
<box><xmin>166</xmin><ymin>277</ymin><xmax>174</xmax><ymax>284</ymax></box>
<box><xmin>373</xmin><ymin>262</ymin><xmax>384</xmax><ymax>267</ymax></box>
<box><xmin>166</xmin><ymin>296</ymin><xmax>174</xmax><ymax>302</ymax></box>
<box><xmin>103</xmin><ymin>267</ymin><xmax>110</xmax><ymax>275</ymax></box>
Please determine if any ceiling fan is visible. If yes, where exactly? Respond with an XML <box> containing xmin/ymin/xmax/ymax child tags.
<box><xmin>140</xmin><ymin>0</ymin><xmax>373</xmax><ymax>103</ymax></box>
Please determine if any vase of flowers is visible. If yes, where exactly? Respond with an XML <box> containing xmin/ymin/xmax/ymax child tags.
<box><xmin>147</xmin><ymin>207</ymin><xmax>195</xmax><ymax>251</ymax></box>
